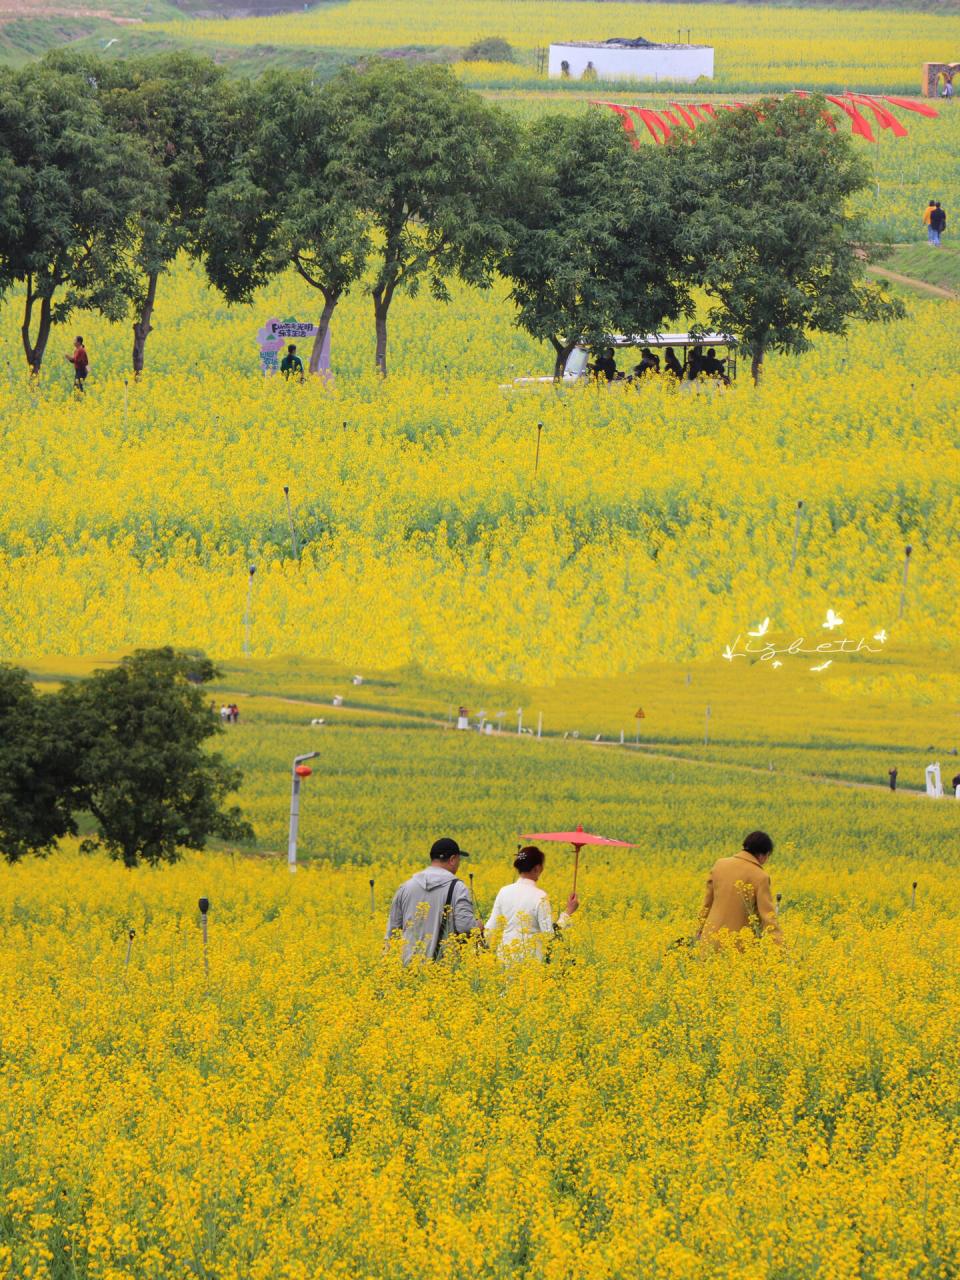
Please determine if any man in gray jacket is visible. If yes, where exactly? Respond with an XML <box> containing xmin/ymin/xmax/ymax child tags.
<box><xmin>385</xmin><ymin>838</ymin><xmax>479</xmax><ymax>964</ymax></box>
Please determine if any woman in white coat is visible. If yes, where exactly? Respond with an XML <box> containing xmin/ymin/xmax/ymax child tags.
<box><xmin>485</xmin><ymin>846</ymin><xmax>579</xmax><ymax>961</ymax></box>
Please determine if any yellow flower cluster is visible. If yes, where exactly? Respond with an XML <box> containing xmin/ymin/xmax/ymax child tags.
<box><xmin>0</xmin><ymin>263</ymin><xmax>957</xmax><ymax>683</ymax></box>
<box><xmin>3</xmin><ymin>834</ymin><xmax>960</xmax><ymax>1280</ymax></box>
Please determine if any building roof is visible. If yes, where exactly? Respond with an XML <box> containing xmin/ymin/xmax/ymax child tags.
<box><xmin>551</xmin><ymin>40</ymin><xmax>711</xmax><ymax>51</ymax></box>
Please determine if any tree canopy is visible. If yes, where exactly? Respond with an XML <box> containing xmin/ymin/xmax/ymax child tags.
<box><xmin>57</xmin><ymin>649</ymin><xmax>253</xmax><ymax>868</ymax></box>
<box><xmin>503</xmin><ymin>110</ymin><xmax>691</xmax><ymax>378</ymax></box>
<box><xmin>0</xmin><ymin>664</ymin><xmax>76</xmax><ymax>863</ymax></box>
<box><xmin>0</xmin><ymin>61</ymin><xmax>149</xmax><ymax>374</ymax></box>
<box><xmin>320</xmin><ymin>60</ymin><xmax>519</xmax><ymax>375</ymax></box>
<box><xmin>676</xmin><ymin>94</ymin><xmax>904</xmax><ymax>382</ymax></box>
<box><xmin>0</xmin><ymin>55</ymin><xmax>904</xmax><ymax>383</ymax></box>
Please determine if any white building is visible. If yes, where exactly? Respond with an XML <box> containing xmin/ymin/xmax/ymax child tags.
<box><xmin>548</xmin><ymin>37</ymin><xmax>714</xmax><ymax>84</ymax></box>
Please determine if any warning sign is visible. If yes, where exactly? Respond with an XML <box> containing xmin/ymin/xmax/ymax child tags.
<box><xmin>635</xmin><ymin>708</ymin><xmax>646</xmax><ymax>719</ymax></box>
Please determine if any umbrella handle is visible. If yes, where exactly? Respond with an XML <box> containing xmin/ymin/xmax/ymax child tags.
<box><xmin>571</xmin><ymin>845</ymin><xmax>581</xmax><ymax>897</ymax></box>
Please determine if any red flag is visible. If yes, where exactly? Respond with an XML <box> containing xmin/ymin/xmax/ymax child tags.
<box><xmin>684</xmin><ymin>103</ymin><xmax>708</xmax><ymax>122</ymax></box>
<box><xmin>669</xmin><ymin>102</ymin><xmax>698</xmax><ymax>128</ymax></box>
<box><xmin>849</xmin><ymin>94</ymin><xmax>908</xmax><ymax>138</ymax></box>
<box><xmin>632</xmin><ymin>108</ymin><xmax>671</xmax><ymax>143</ymax></box>
<box><xmin>825</xmin><ymin>94</ymin><xmax>876</xmax><ymax>142</ymax></box>
<box><xmin>698</xmin><ymin>102</ymin><xmax>717</xmax><ymax>117</ymax></box>
<box><xmin>594</xmin><ymin>101</ymin><xmax>640</xmax><ymax>149</ymax></box>
<box><xmin>882</xmin><ymin>95</ymin><xmax>938</xmax><ymax>119</ymax></box>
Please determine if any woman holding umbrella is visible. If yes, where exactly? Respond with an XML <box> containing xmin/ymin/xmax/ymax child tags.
<box><xmin>485</xmin><ymin>846</ymin><xmax>579</xmax><ymax>962</ymax></box>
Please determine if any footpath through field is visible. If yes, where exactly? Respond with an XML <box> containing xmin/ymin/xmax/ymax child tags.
<box><xmin>229</xmin><ymin>691</ymin><xmax>929</xmax><ymax>798</ymax></box>
<box><xmin>866</xmin><ymin>266</ymin><xmax>958</xmax><ymax>299</ymax></box>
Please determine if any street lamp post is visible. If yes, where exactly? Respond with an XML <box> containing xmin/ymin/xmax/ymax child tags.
<box><xmin>288</xmin><ymin>751</ymin><xmax>319</xmax><ymax>873</ymax></box>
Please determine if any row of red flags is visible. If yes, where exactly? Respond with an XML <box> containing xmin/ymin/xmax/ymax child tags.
<box><xmin>594</xmin><ymin>92</ymin><xmax>939</xmax><ymax>148</ymax></box>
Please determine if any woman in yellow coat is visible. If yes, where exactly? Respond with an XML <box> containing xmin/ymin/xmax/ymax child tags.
<box><xmin>696</xmin><ymin>830</ymin><xmax>782</xmax><ymax>948</ymax></box>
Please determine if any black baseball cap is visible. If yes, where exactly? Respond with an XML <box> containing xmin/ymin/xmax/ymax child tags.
<box><xmin>430</xmin><ymin>837</ymin><xmax>469</xmax><ymax>860</ymax></box>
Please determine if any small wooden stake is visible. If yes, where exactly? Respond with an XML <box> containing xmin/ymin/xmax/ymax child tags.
<box><xmin>789</xmin><ymin>500</ymin><xmax>804</xmax><ymax>574</ymax></box>
<box><xmin>283</xmin><ymin>485</ymin><xmax>300</xmax><ymax>560</ymax></box>
<box><xmin>534</xmin><ymin>422</ymin><xmax>543</xmax><ymax>476</ymax></box>
<box><xmin>198</xmin><ymin>898</ymin><xmax>210</xmax><ymax>979</ymax></box>
<box><xmin>898</xmin><ymin>545</ymin><xmax>912</xmax><ymax>621</ymax></box>
<box><xmin>369</xmin><ymin>878</ymin><xmax>375</xmax><ymax>915</ymax></box>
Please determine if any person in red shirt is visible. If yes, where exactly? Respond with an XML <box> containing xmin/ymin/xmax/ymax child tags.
<box><xmin>66</xmin><ymin>336</ymin><xmax>89</xmax><ymax>393</ymax></box>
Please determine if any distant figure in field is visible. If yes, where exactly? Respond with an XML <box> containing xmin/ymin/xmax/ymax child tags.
<box><xmin>280</xmin><ymin>343</ymin><xmax>304</xmax><ymax>380</ymax></box>
<box><xmin>633</xmin><ymin>347</ymin><xmax>661</xmax><ymax>379</ymax></box>
<box><xmin>66</xmin><ymin>335</ymin><xmax>89</xmax><ymax>393</ymax></box>
<box><xmin>663</xmin><ymin>346</ymin><xmax>685</xmax><ymax>379</ymax></box>
<box><xmin>582</xmin><ymin>60</ymin><xmax>597</xmax><ymax>81</ymax></box>
<box><xmin>687</xmin><ymin>344</ymin><xmax>705</xmax><ymax>379</ymax></box>
<box><xmin>560</xmin><ymin>59</ymin><xmax>571</xmax><ymax>78</ymax></box>
<box><xmin>695</xmin><ymin>830</ymin><xmax>782</xmax><ymax>948</ymax></box>
<box><xmin>929</xmin><ymin>201</ymin><xmax>946</xmax><ymax>247</ymax></box>
<box><xmin>484</xmin><ymin>845</ymin><xmax>579</xmax><ymax>962</ymax></box>
<box><xmin>385</xmin><ymin>837</ymin><xmax>479</xmax><ymax>964</ymax></box>
<box><xmin>702</xmin><ymin>347</ymin><xmax>727</xmax><ymax>377</ymax></box>
<box><xmin>942</xmin><ymin>77</ymin><xmax>954</xmax><ymax>100</ymax></box>
<box><xmin>591</xmin><ymin>347</ymin><xmax>619</xmax><ymax>382</ymax></box>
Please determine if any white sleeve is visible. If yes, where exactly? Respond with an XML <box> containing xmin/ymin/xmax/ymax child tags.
<box><xmin>536</xmin><ymin>894</ymin><xmax>555</xmax><ymax>933</ymax></box>
<box><xmin>485</xmin><ymin>890</ymin><xmax>505</xmax><ymax>934</ymax></box>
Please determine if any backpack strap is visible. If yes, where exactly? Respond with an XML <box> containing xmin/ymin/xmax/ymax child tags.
<box><xmin>431</xmin><ymin>879</ymin><xmax>459</xmax><ymax>961</ymax></box>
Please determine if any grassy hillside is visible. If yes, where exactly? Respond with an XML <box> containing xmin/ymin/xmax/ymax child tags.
<box><xmin>878</xmin><ymin>241</ymin><xmax>960</xmax><ymax>292</ymax></box>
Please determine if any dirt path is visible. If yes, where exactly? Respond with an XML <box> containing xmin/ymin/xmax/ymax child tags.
<box><xmin>866</xmin><ymin>266</ymin><xmax>958</xmax><ymax>299</ymax></box>
<box><xmin>585</xmin><ymin>738</ymin><xmax>926</xmax><ymax>797</ymax></box>
<box><xmin>229</xmin><ymin>689</ymin><xmax>928</xmax><ymax>798</ymax></box>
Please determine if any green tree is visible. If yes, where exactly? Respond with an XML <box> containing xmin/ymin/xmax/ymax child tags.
<box><xmin>202</xmin><ymin>69</ymin><xmax>370</xmax><ymax>377</ymax></box>
<box><xmin>59</xmin><ymin>648</ymin><xmax>253</xmax><ymax>868</ymax></box>
<box><xmin>45</xmin><ymin>51</ymin><xmax>248</xmax><ymax>377</ymax></box>
<box><xmin>0</xmin><ymin>664</ymin><xmax>76</xmax><ymax>862</ymax></box>
<box><xmin>0</xmin><ymin>61</ymin><xmax>148</xmax><ymax>375</ymax></box>
<box><xmin>321</xmin><ymin>61</ymin><xmax>518</xmax><ymax>376</ymax></box>
<box><xmin>677</xmin><ymin>94</ymin><xmax>904</xmax><ymax>384</ymax></box>
<box><xmin>501</xmin><ymin>111</ymin><xmax>691</xmax><ymax>379</ymax></box>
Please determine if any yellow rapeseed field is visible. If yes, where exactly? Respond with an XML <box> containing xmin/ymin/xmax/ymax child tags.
<box><xmin>1</xmin><ymin>264</ymin><xmax>958</xmax><ymax>682</ymax></box>
<box><xmin>149</xmin><ymin>0</ymin><xmax>960</xmax><ymax>95</ymax></box>
<box><xmin>4</xmin><ymin>820</ymin><xmax>960</xmax><ymax>1279</ymax></box>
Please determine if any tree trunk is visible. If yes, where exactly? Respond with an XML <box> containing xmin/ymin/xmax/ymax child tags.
<box><xmin>750</xmin><ymin>345</ymin><xmax>764</xmax><ymax>385</ymax></box>
<box><xmin>372</xmin><ymin>282</ymin><xmax>395</xmax><ymax>378</ymax></box>
<box><xmin>552</xmin><ymin>339</ymin><xmax>576</xmax><ymax>382</ymax></box>
<box><xmin>308</xmin><ymin>291</ymin><xmax>339</xmax><ymax>376</ymax></box>
<box><xmin>21</xmin><ymin>282</ymin><xmax>53</xmax><ymax>376</ymax></box>
<box><xmin>132</xmin><ymin>270</ymin><xmax>159</xmax><ymax>379</ymax></box>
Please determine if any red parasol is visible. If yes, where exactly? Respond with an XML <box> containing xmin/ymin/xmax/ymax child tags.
<box><xmin>521</xmin><ymin>823</ymin><xmax>637</xmax><ymax>895</ymax></box>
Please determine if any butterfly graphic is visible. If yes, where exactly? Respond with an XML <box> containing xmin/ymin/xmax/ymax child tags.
<box><xmin>748</xmin><ymin>617</ymin><xmax>771</xmax><ymax>637</ymax></box>
<box><xmin>874</xmin><ymin>629</ymin><xmax>887</xmax><ymax>643</ymax></box>
<box><xmin>822</xmin><ymin>610</ymin><xmax>843</xmax><ymax>631</ymax></box>
<box><xmin>722</xmin><ymin>645</ymin><xmax>736</xmax><ymax>662</ymax></box>
<box><xmin>811</xmin><ymin>660</ymin><xmax>833</xmax><ymax>672</ymax></box>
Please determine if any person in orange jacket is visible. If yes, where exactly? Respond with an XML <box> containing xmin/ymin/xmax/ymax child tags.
<box><xmin>923</xmin><ymin>199</ymin><xmax>938</xmax><ymax>244</ymax></box>
<box><xmin>696</xmin><ymin>830</ymin><xmax>783</xmax><ymax>949</ymax></box>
